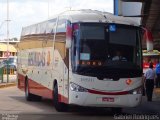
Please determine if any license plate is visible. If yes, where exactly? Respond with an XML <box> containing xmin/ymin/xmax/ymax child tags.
<box><xmin>102</xmin><ymin>97</ymin><xmax>114</xmax><ymax>102</ymax></box>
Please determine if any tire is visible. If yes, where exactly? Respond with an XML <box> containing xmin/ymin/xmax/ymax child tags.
<box><xmin>25</xmin><ymin>79</ymin><xmax>42</xmax><ymax>101</ymax></box>
<box><xmin>53</xmin><ymin>84</ymin><xmax>68</xmax><ymax>112</ymax></box>
<box><xmin>25</xmin><ymin>79</ymin><xmax>32</xmax><ymax>101</ymax></box>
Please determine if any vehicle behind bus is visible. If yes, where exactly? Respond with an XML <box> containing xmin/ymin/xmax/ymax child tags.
<box><xmin>3</xmin><ymin>56</ymin><xmax>17</xmax><ymax>71</ymax></box>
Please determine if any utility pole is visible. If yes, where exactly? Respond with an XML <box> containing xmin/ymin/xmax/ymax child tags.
<box><xmin>48</xmin><ymin>0</ymin><xmax>49</xmax><ymax>19</ymax></box>
<box><xmin>69</xmin><ymin>0</ymin><xmax>71</xmax><ymax>10</ymax></box>
<box><xmin>6</xmin><ymin>0</ymin><xmax>9</xmax><ymax>83</ymax></box>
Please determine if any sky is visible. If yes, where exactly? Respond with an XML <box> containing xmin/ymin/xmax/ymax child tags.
<box><xmin>0</xmin><ymin>0</ymin><xmax>113</xmax><ymax>40</ymax></box>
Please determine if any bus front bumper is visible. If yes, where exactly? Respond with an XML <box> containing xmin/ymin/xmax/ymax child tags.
<box><xmin>69</xmin><ymin>91</ymin><xmax>142</xmax><ymax>107</ymax></box>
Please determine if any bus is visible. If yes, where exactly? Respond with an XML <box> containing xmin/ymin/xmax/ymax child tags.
<box><xmin>17</xmin><ymin>10</ymin><xmax>143</xmax><ymax>112</ymax></box>
<box><xmin>143</xmin><ymin>50</ymin><xmax>160</xmax><ymax>73</ymax></box>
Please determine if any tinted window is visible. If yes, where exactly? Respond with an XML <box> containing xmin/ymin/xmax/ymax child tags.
<box><xmin>110</xmin><ymin>27</ymin><xmax>136</xmax><ymax>46</ymax></box>
<box><xmin>80</xmin><ymin>26</ymin><xmax>104</xmax><ymax>40</ymax></box>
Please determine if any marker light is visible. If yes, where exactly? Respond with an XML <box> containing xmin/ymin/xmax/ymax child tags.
<box><xmin>93</xmin><ymin>62</ymin><xmax>96</xmax><ymax>65</ymax></box>
<box><xmin>98</xmin><ymin>62</ymin><xmax>102</xmax><ymax>66</ymax></box>
<box><xmin>87</xmin><ymin>62</ymin><xmax>91</xmax><ymax>65</ymax></box>
<box><xmin>66</xmin><ymin>20</ymin><xmax>72</xmax><ymax>48</ymax></box>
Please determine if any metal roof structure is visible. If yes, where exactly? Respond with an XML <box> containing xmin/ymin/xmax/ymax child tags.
<box><xmin>114</xmin><ymin>0</ymin><xmax>160</xmax><ymax>50</ymax></box>
<box><xmin>141</xmin><ymin>0</ymin><xmax>160</xmax><ymax>50</ymax></box>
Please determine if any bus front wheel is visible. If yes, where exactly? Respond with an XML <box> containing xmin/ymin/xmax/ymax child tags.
<box><xmin>53</xmin><ymin>84</ymin><xmax>68</xmax><ymax>112</ymax></box>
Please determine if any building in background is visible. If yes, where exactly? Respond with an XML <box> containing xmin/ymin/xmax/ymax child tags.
<box><xmin>0</xmin><ymin>38</ymin><xmax>19</xmax><ymax>45</ymax></box>
<box><xmin>114</xmin><ymin>0</ymin><xmax>160</xmax><ymax>51</ymax></box>
<box><xmin>0</xmin><ymin>43</ymin><xmax>17</xmax><ymax>60</ymax></box>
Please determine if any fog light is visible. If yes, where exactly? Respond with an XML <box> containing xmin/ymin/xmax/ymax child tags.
<box><xmin>129</xmin><ymin>87</ymin><xmax>142</xmax><ymax>94</ymax></box>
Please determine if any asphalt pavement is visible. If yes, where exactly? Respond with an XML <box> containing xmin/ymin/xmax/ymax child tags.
<box><xmin>0</xmin><ymin>86</ymin><xmax>160</xmax><ymax>120</ymax></box>
<box><xmin>0</xmin><ymin>74</ymin><xmax>160</xmax><ymax>120</ymax></box>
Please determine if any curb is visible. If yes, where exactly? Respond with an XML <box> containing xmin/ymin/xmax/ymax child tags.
<box><xmin>0</xmin><ymin>82</ymin><xmax>16</xmax><ymax>89</ymax></box>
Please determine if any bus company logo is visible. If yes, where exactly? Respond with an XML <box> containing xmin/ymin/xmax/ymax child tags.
<box><xmin>126</xmin><ymin>79</ymin><xmax>133</xmax><ymax>85</ymax></box>
<box><xmin>28</xmin><ymin>51</ymin><xmax>51</xmax><ymax>67</ymax></box>
<box><xmin>47</xmin><ymin>51</ymin><xmax>51</xmax><ymax>66</ymax></box>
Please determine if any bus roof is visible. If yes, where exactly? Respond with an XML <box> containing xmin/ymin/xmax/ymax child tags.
<box><xmin>21</xmin><ymin>9</ymin><xmax>140</xmax><ymax>37</ymax></box>
<box><xmin>62</xmin><ymin>10</ymin><xmax>139</xmax><ymax>25</ymax></box>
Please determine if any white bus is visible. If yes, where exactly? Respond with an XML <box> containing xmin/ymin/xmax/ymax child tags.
<box><xmin>17</xmin><ymin>10</ymin><xmax>143</xmax><ymax>112</ymax></box>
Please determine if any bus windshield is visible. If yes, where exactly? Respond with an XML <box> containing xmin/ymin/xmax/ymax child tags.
<box><xmin>72</xmin><ymin>23</ymin><xmax>142</xmax><ymax>79</ymax></box>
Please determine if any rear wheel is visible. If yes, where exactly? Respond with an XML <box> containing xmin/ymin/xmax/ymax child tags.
<box><xmin>53</xmin><ymin>84</ymin><xmax>68</xmax><ymax>112</ymax></box>
<box><xmin>25</xmin><ymin>78</ymin><xmax>41</xmax><ymax>101</ymax></box>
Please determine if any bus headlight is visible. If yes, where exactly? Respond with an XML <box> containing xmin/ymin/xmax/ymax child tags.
<box><xmin>129</xmin><ymin>87</ymin><xmax>142</xmax><ymax>94</ymax></box>
<box><xmin>70</xmin><ymin>82</ymin><xmax>88</xmax><ymax>92</ymax></box>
